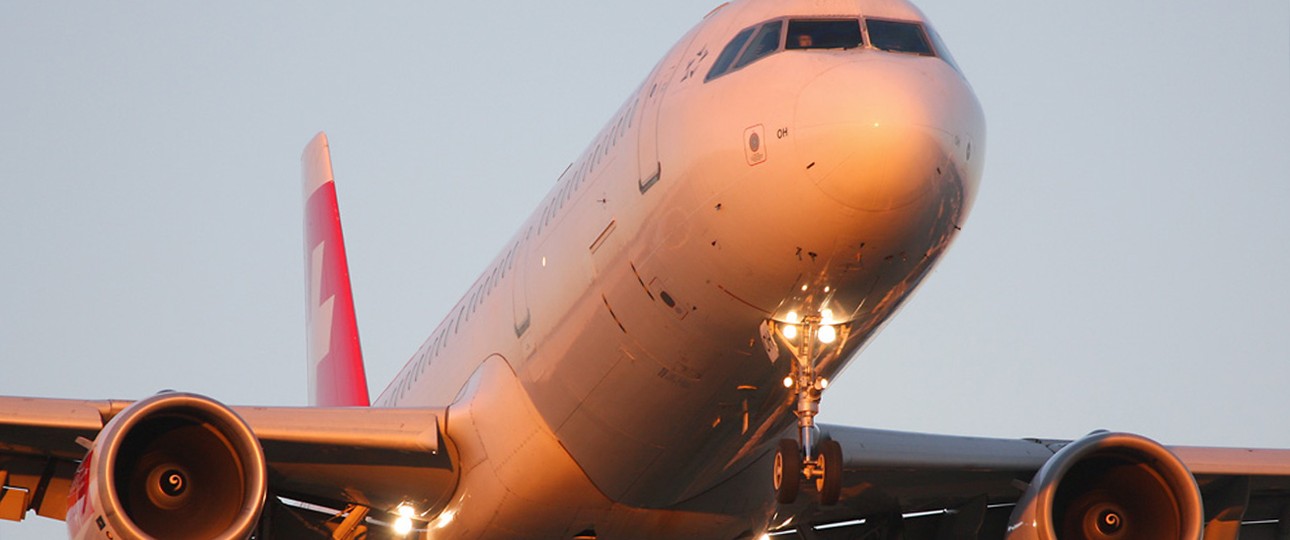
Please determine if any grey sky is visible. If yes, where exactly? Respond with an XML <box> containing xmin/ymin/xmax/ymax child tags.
<box><xmin>2</xmin><ymin>1</ymin><xmax>1288</xmax><ymax>536</ymax></box>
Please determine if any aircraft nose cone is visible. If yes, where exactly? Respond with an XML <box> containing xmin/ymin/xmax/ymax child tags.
<box><xmin>795</xmin><ymin>58</ymin><xmax>965</xmax><ymax>212</ymax></box>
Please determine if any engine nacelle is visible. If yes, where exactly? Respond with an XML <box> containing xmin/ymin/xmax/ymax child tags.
<box><xmin>1005</xmin><ymin>431</ymin><xmax>1202</xmax><ymax>540</ymax></box>
<box><xmin>66</xmin><ymin>392</ymin><xmax>267</xmax><ymax>540</ymax></box>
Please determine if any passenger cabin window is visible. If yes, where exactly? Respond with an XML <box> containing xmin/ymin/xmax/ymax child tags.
<box><xmin>865</xmin><ymin>19</ymin><xmax>935</xmax><ymax>56</ymax></box>
<box><xmin>787</xmin><ymin>20</ymin><xmax>862</xmax><ymax>50</ymax></box>
<box><xmin>732</xmin><ymin>20</ymin><xmax>783</xmax><ymax>70</ymax></box>
<box><xmin>706</xmin><ymin>26</ymin><xmax>755</xmax><ymax>82</ymax></box>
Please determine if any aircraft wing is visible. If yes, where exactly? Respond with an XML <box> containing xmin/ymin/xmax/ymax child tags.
<box><xmin>0</xmin><ymin>395</ymin><xmax>456</xmax><ymax>529</ymax></box>
<box><xmin>772</xmin><ymin>423</ymin><xmax>1290</xmax><ymax>538</ymax></box>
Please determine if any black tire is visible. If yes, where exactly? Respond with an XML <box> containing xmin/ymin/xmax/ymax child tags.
<box><xmin>774</xmin><ymin>438</ymin><xmax>801</xmax><ymax>504</ymax></box>
<box><xmin>818</xmin><ymin>439</ymin><xmax>843</xmax><ymax>506</ymax></box>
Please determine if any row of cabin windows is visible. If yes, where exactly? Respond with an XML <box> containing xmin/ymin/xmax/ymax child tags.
<box><xmin>706</xmin><ymin>18</ymin><xmax>939</xmax><ymax>82</ymax></box>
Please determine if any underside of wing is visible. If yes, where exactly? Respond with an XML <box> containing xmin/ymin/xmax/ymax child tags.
<box><xmin>768</xmin><ymin>425</ymin><xmax>1054</xmax><ymax>537</ymax></box>
<box><xmin>772</xmin><ymin>425</ymin><xmax>1290</xmax><ymax>539</ymax></box>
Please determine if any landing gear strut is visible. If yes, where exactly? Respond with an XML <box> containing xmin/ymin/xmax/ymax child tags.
<box><xmin>769</xmin><ymin>313</ymin><xmax>848</xmax><ymax>506</ymax></box>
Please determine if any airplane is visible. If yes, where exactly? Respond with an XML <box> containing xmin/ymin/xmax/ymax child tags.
<box><xmin>3</xmin><ymin>0</ymin><xmax>1290</xmax><ymax>538</ymax></box>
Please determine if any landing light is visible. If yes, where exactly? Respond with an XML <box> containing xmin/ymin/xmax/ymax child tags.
<box><xmin>394</xmin><ymin>516</ymin><xmax>413</xmax><ymax>536</ymax></box>
<box><xmin>782</xmin><ymin>324</ymin><xmax>798</xmax><ymax>340</ymax></box>
<box><xmin>821</xmin><ymin>309</ymin><xmax>834</xmax><ymax>325</ymax></box>
<box><xmin>783</xmin><ymin>376</ymin><xmax>794</xmax><ymax>388</ymax></box>
<box><xmin>818</xmin><ymin>325</ymin><xmax>837</xmax><ymax>344</ymax></box>
<box><xmin>785</xmin><ymin>311</ymin><xmax>799</xmax><ymax>324</ymax></box>
<box><xmin>394</xmin><ymin>504</ymin><xmax>415</xmax><ymax>536</ymax></box>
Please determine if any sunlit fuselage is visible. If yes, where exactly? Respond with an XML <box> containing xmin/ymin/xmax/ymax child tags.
<box><xmin>374</xmin><ymin>0</ymin><xmax>984</xmax><ymax>536</ymax></box>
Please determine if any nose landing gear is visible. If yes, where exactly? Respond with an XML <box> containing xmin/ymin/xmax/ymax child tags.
<box><xmin>775</xmin><ymin>437</ymin><xmax>842</xmax><ymax>505</ymax></box>
<box><xmin>768</xmin><ymin>314</ymin><xmax>848</xmax><ymax>506</ymax></box>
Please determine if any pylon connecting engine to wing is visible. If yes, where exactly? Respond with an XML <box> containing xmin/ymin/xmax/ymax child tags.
<box><xmin>768</xmin><ymin>307</ymin><xmax>851</xmax><ymax>506</ymax></box>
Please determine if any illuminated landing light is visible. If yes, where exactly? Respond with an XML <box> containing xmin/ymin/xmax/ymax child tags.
<box><xmin>801</xmin><ymin>284</ymin><xmax>808</xmax><ymax>292</ymax></box>
<box><xmin>394</xmin><ymin>516</ymin><xmax>413</xmax><ymax>536</ymax></box>
<box><xmin>821</xmin><ymin>309</ymin><xmax>834</xmax><ymax>325</ymax></box>
<box><xmin>541</xmin><ymin>256</ymin><xmax>547</xmax><ymax>267</ymax></box>
<box><xmin>783</xmin><ymin>376</ymin><xmax>794</xmax><ymax>388</ymax></box>
<box><xmin>818</xmin><ymin>325</ymin><xmax>837</xmax><ymax>344</ymax></box>
<box><xmin>782</xmin><ymin>324</ymin><xmax>798</xmax><ymax>340</ymax></box>
<box><xmin>786</xmin><ymin>311</ymin><xmax>799</xmax><ymax>324</ymax></box>
<box><xmin>819</xmin><ymin>378</ymin><xmax>829</xmax><ymax>390</ymax></box>
<box><xmin>394</xmin><ymin>504</ymin><xmax>415</xmax><ymax>536</ymax></box>
<box><xmin>823</xmin><ymin>286</ymin><xmax>830</xmax><ymax>293</ymax></box>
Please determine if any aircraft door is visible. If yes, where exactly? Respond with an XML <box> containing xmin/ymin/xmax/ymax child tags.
<box><xmin>511</xmin><ymin>229</ymin><xmax>533</xmax><ymax>340</ymax></box>
<box><xmin>636</xmin><ymin>28</ymin><xmax>708</xmax><ymax>194</ymax></box>
<box><xmin>636</xmin><ymin>74</ymin><xmax>668</xmax><ymax>193</ymax></box>
<box><xmin>636</xmin><ymin>50</ymin><xmax>686</xmax><ymax>194</ymax></box>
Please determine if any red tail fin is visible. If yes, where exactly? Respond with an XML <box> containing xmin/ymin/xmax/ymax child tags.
<box><xmin>301</xmin><ymin>132</ymin><xmax>370</xmax><ymax>407</ymax></box>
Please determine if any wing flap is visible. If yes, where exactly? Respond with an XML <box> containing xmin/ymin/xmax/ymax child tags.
<box><xmin>0</xmin><ymin>455</ymin><xmax>77</xmax><ymax>521</ymax></box>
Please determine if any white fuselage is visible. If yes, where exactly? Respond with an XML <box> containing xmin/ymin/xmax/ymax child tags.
<box><xmin>374</xmin><ymin>0</ymin><xmax>984</xmax><ymax>536</ymax></box>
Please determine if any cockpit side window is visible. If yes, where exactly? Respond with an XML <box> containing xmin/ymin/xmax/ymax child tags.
<box><xmin>865</xmin><ymin>19</ymin><xmax>935</xmax><ymax>56</ymax></box>
<box><xmin>925</xmin><ymin>25</ymin><xmax>963</xmax><ymax>74</ymax></box>
<box><xmin>732</xmin><ymin>20</ymin><xmax>783</xmax><ymax>70</ymax></box>
<box><xmin>705</xmin><ymin>26</ymin><xmax>756</xmax><ymax>82</ymax></box>
<box><xmin>786</xmin><ymin>19</ymin><xmax>862</xmax><ymax>50</ymax></box>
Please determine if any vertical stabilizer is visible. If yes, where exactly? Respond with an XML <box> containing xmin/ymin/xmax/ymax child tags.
<box><xmin>301</xmin><ymin>132</ymin><xmax>370</xmax><ymax>407</ymax></box>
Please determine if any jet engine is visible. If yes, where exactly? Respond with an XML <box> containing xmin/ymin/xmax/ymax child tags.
<box><xmin>1005</xmin><ymin>431</ymin><xmax>1202</xmax><ymax>540</ymax></box>
<box><xmin>67</xmin><ymin>392</ymin><xmax>267</xmax><ymax>540</ymax></box>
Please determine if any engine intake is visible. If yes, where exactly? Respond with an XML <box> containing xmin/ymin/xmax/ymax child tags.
<box><xmin>71</xmin><ymin>392</ymin><xmax>267</xmax><ymax>540</ymax></box>
<box><xmin>1006</xmin><ymin>431</ymin><xmax>1202</xmax><ymax>540</ymax></box>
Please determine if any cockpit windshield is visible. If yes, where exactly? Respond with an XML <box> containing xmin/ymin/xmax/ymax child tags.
<box><xmin>732</xmin><ymin>20</ymin><xmax>784</xmax><ymax>70</ymax></box>
<box><xmin>704</xmin><ymin>17</ymin><xmax>942</xmax><ymax>82</ymax></box>
<box><xmin>866</xmin><ymin>19</ymin><xmax>935</xmax><ymax>56</ymax></box>
<box><xmin>787</xmin><ymin>20</ymin><xmax>863</xmax><ymax>50</ymax></box>
<box><xmin>706</xmin><ymin>27</ymin><xmax>755</xmax><ymax>82</ymax></box>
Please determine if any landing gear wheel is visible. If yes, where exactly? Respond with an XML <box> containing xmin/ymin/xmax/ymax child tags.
<box><xmin>817</xmin><ymin>439</ymin><xmax>842</xmax><ymax>506</ymax></box>
<box><xmin>774</xmin><ymin>438</ymin><xmax>801</xmax><ymax>504</ymax></box>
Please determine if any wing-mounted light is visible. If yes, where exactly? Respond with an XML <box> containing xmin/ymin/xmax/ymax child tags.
<box><xmin>1005</xmin><ymin>431</ymin><xmax>1203</xmax><ymax>540</ymax></box>
<box><xmin>66</xmin><ymin>392</ymin><xmax>268</xmax><ymax>540</ymax></box>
